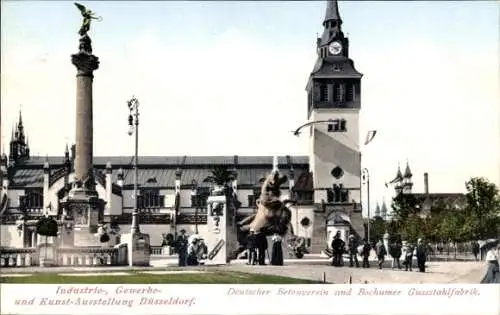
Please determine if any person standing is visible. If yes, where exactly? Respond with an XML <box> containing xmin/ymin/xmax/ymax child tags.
<box><xmin>375</xmin><ymin>239</ymin><xmax>387</xmax><ymax>269</ymax></box>
<box><xmin>347</xmin><ymin>235</ymin><xmax>359</xmax><ymax>268</ymax></box>
<box><xmin>247</xmin><ymin>230</ymin><xmax>257</xmax><ymax>265</ymax></box>
<box><xmin>390</xmin><ymin>239</ymin><xmax>402</xmax><ymax>270</ymax></box>
<box><xmin>271</xmin><ymin>233</ymin><xmax>284</xmax><ymax>266</ymax></box>
<box><xmin>256</xmin><ymin>232</ymin><xmax>268</xmax><ymax>265</ymax></box>
<box><xmin>361</xmin><ymin>239</ymin><xmax>371</xmax><ymax>268</ymax></box>
<box><xmin>416</xmin><ymin>238</ymin><xmax>427</xmax><ymax>272</ymax></box>
<box><xmin>402</xmin><ymin>241</ymin><xmax>414</xmax><ymax>271</ymax></box>
<box><xmin>176</xmin><ymin>229</ymin><xmax>188</xmax><ymax>267</ymax></box>
<box><xmin>480</xmin><ymin>241</ymin><xmax>500</xmax><ymax>283</ymax></box>
<box><xmin>187</xmin><ymin>238</ymin><xmax>199</xmax><ymax>266</ymax></box>
<box><xmin>472</xmin><ymin>241</ymin><xmax>480</xmax><ymax>261</ymax></box>
<box><xmin>331</xmin><ymin>231</ymin><xmax>345</xmax><ymax>267</ymax></box>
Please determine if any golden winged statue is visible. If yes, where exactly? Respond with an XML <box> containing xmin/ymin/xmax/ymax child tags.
<box><xmin>74</xmin><ymin>2</ymin><xmax>102</xmax><ymax>36</ymax></box>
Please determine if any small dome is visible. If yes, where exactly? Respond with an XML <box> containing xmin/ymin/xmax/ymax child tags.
<box><xmin>105</xmin><ymin>161</ymin><xmax>112</xmax><ymax>169</ymax></box>
<box><xmin>43</xmin><ymin>161</ymin><xmax>50</xmax><ymax>169</ymax></box>
<box><xmin>117</xmin><ymin>168</ymin><xmax>124</xmax><ymax>176</ymax></box>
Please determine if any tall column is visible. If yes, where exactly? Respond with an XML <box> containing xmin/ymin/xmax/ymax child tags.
<box><xmin>71</xmin><ymin>35</ymin><xmax>99</xmax><ymax>191</ymax></box>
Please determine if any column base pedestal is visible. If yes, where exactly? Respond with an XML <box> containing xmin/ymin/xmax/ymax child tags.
<box><xmin>121</xmin><ymin>232</ymin><xmax>151</xmax><ymax>267</ymax></box>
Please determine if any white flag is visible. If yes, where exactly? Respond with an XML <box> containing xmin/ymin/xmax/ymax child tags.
<box><xmin>364</xmin><ymin>130</ymin><xmax>377</xmax><ymax>145</ymax></box>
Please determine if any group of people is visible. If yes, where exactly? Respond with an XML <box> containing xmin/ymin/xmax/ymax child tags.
<box><xmin>330</xmin><ymin>231</ymin><xmax>428</xmax><ymax>272</ymax></box>
<box><xmin>246</xmin><ymin>229</ymin><xmax>284</xmax><ymax>266</ymax></box>
<box><xmin>175</xmin><ymin>229</ymin><xmax>208</xmax><ymax>267</ymax></box>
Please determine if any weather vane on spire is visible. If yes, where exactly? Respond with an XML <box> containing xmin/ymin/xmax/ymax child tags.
<box><xmin>74</xmin><ymin>2</ymin><xmax>103</xmax><ymax>37</ymax></box>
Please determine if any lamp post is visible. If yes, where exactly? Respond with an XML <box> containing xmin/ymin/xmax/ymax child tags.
<box><xmin>362</xmin><ymin>168</ymin><xmax>371</xmax><ymax>242</ymax></box>
<box><xmin>127</xmin><ymin>96</ymin><xmax>140</xmax><ymax>234</ymax></box>
<box><xmin>191</xmin><ymin>179</ymin><xmax>199</xmax><ymax>234</ymax></box>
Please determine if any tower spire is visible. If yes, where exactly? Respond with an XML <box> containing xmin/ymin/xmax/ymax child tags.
<box><xmin>323</xmin><ymin>0</ymin><xmax>342</xmax><ymax>26</ymax></box>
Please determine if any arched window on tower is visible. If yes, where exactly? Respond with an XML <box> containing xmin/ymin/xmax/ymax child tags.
<box><xmin>327</xmin><ymin>190</ymin><xmax>334</xmax><ymax>203</ymax></box>
<box><xmin>334</xmin><ymin>83</ymin><xmax>345</xmax><ymax>103</ymax></box>
<box><xmin>346</xmin><ymin>84</ymin><xmax>355</xmax><ymax>102</ymax></box>
<box><xmin>319</xmin><ymin>84</ymin><xmax>329</xmax><ymax>102</ymax></box>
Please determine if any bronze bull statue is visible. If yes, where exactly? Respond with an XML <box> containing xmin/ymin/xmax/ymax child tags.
<box><xmin>228</xmin><ymin>170</ymin><xmax>295</xmax><ymax>261</ymax></box>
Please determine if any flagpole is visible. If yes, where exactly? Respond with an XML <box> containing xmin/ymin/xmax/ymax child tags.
<box><xmin>362</xmin><ymin>130</ymin><xmax>377</xmax><ymax>243</ymax></box>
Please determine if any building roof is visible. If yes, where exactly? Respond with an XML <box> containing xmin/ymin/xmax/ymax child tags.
<box><xmin>15</xmin><ymin>155</ymin><xmax>309</xmax><ymax>167</ymax></box>
<box><xmin>7</xmin><ymin>155</ymin><xmax>310</xmax><ymax>189</ymax></box>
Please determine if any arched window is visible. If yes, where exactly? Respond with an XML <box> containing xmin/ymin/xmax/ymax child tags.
<box><xmin>320</xmin><ymin>84</ymin><xmax>329</xmax><ymax>102</ymax></box>
<box><xmin>334</xmin><ymin>83</ymin><xmax>345</xmax><ymax>103</ymax></box>
<box><xmin>347</xmin><ymin>84</ymin><xmax>355</xmax><ymax>101</ymax></box>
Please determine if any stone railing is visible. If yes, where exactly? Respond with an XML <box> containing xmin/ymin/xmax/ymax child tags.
<box><xmin>150</xmin><ymin>246</ymin><xmax>173</xmax><ymax>256</ymax></box>
<box><xmin>57</xmin><ymin>247</ymin><xmax>121</xmax><ymax>266</ymax></box>
<box><xmin>0</xmin><ymin>244</ymin><xmax>128</xmax><ymax>267</ymax></box>
<box><xmin>0</xmin><ymin>247</ymin><xmax>38</xmax><ymax>267</ymax></box>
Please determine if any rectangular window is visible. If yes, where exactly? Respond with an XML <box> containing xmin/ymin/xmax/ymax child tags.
<box><xmin>335</xmin><ymin>84</ymin><xmax>345</xmax><ymax>103</ymax></box>
<box><xmin>23</xmin><ymin>189</ymin><xmax>44</xmax><ymax>209</ymax></box>
<box><xmin>347</xmin><ymin>84</ymin><xmax>355</xmax><ymax>101</ymax></box>
<box><xmin>140</xmin><ymin>189</ymin><xmax>164</xmax><ymax>208</ymax></box>
<box><xmin>328</xmin><ymin>119</ymin><xmax>340</xmax><ymax>132</ymax></box>
<box><xmin>320</xmin><ymin>84</ymin><xmax>328</xmax><ymax>102</ymax></box>
<box><xmin>339</xmin><ymin>119</ymin><xmax>347</xmax><ymax>132</ymax></box>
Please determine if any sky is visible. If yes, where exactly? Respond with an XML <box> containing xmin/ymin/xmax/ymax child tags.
<box><xmin>1</xmin><ymin>1</ymin><xmax>499</xmax><ymax>216</ymax></box>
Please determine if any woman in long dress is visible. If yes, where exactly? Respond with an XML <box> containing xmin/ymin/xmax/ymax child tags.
<box><xmin>271</xmin><ymin>234</ymin><xmax>284</xmax><ymax>266</ymax></box>
<box><xmin>480</xmin><ymin>241</ymin><xmax>499</xmax><ymax>284</ymax></box>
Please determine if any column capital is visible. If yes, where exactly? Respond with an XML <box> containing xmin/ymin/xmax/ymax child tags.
<box><xmin>71</xmin><ymin>35</ymin><xmax>99</xmax><ymax>76</ymax></box>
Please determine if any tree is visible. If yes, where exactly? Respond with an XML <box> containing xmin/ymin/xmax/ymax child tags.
<box><xmin>464</xmin><ymin>177</ymin><xmax>500</xmax><ymax>239</ymax></box>
<box><xmin>203</xmin><ymin>166</ymin><xmax>239</xmax><ymax>228</ymax></box>
<box><xmin>391</xmin><ymin>192</ymin><xmax>420</xmax><ymax>222</ymax></box>
<box><xmin>400</xmin><ymin>214</ymin><xmax>423</xmax><ymax>243</ymax></box>
<box><xmin>36</xmin><ymin>216</ymin><xmax>58</xmax><ymax>261</ymax></box>
<box><xmin>370</xmin><ymin>217</ymin><xmax>386</xmax><ymax>242</ymax></box>
<box><xmin>203</xmin><ymin>166</ymin><xmax>237</xmax><ymax>188</ymax></box>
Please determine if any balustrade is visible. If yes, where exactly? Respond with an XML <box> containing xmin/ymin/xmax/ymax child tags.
<box><xmin>0</xmin><ymin>248</ymin><xmax>37</xmax><ymax>267</ymax></box>
<box><xmin>0</xmin><ymin>246</ymin><xmax>126</xmax><ymax>267</ymax></box>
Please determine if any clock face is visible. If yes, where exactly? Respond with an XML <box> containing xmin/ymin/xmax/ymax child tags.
<box><xmin>329</xmin><ymin>41</ymin><xmax>342</xmax><ymax>55</ymax></box>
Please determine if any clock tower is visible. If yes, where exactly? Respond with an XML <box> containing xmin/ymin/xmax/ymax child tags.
<box><xmin>306</xmin><ymin>0</ymin><xmax>363</xmax><ymax>213</ymax></box>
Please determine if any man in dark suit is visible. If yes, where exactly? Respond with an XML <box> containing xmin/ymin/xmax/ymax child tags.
<box><xmin>256</xmin><ymin>232</ymin><xmax>268</xmax><ymax>265</ymax></box>
<box><xmin>416</xmin><ymin>238</ymin><xmax>427</xmax><ymax>272</ymax></box>
<box><xmin>331</xmin><ymin>231</ymin><xmax>345</xmax><ymax>267</ymax></box>
<box><xmin>176</xmin><ymin>229</ymin><xmax>188</xmax><ymax>267</ymax></box>
<box><xmin>247</xmin><ymin>230</ymin><xmax>257</xmax><ymax>265</ymax></box>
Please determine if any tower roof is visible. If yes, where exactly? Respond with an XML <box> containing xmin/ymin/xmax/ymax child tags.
<box><xmin>381</xmin><ymin>200</ymin><xmax>388</xmax><ymax>216</ymax></box>
<box><xmin>404</xmin><ymin>161</ymin><xmax>412</xmax><ymax>178</ymax></box>
<box><xmin>323</xmin><ymin>0</ymin><xmax>342</xmax><ymax>26</ymax></box>
<box><xmin>374</xmin><ymin>202</ymin><xmax>381</xmax><ymax>217</ymax></box>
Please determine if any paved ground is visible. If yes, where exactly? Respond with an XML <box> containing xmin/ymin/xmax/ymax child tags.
<box><xmin>0</xmin><ymin>257</ymin><xmax>487</xmax><ymax>284</ymax></box>
<box><xmin>224</xmin><ymin>261</ymin><xmax>486</xmax><ymax>284</ymax></box>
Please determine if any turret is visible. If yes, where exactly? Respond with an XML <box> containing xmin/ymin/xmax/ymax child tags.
<box><xmin>175</xmin><ymin>168</ymin><xmax>182</xmax><ymax>194</ymax></box>
<box><xmin>402</xmin><ymin>160</ymin><xmax>413</xmax><ymax>194</ymax></box>
<box><xmin>381</xmin><ymin>200</ymin><xmax>388</xmax><ymax>220</ymax></box>
<box><xmin>43</xmin><ymin>157</ymin><xmax>50</xmax><ymax>209</ymax></box>
<box><xmin>374</xmin><ymin>202</ymin><xmax>381</xmax><ymax>218</ymax></box>
<box><xmin>116</xmin><ymin>168</ymin><xmax>124</xmax><ymax>187</ymax></box>
<box><xmin>105</xmin><ymin>162</ymin><xmax>112</xmax><ymax>211</ymax></box>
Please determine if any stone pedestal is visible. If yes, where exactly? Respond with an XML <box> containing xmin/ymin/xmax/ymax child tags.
<box><xmin>38</xmin><ymin>243</ymin><xmax>55</xmax><ymax>267</ymax></box>
<box><xmin>60</xmin><ymin>189</ymin><xmax>105</xmax><ymax>246</ymax></box>
<box><xmin>205</xmin><ymin>195</ymin><xmax>227</xmax><ymax>265</ymax></box>
<box><xmin>121</xmin><ymin>232</ymin><xmax>151</xmax><ymax>266</ymax></box>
